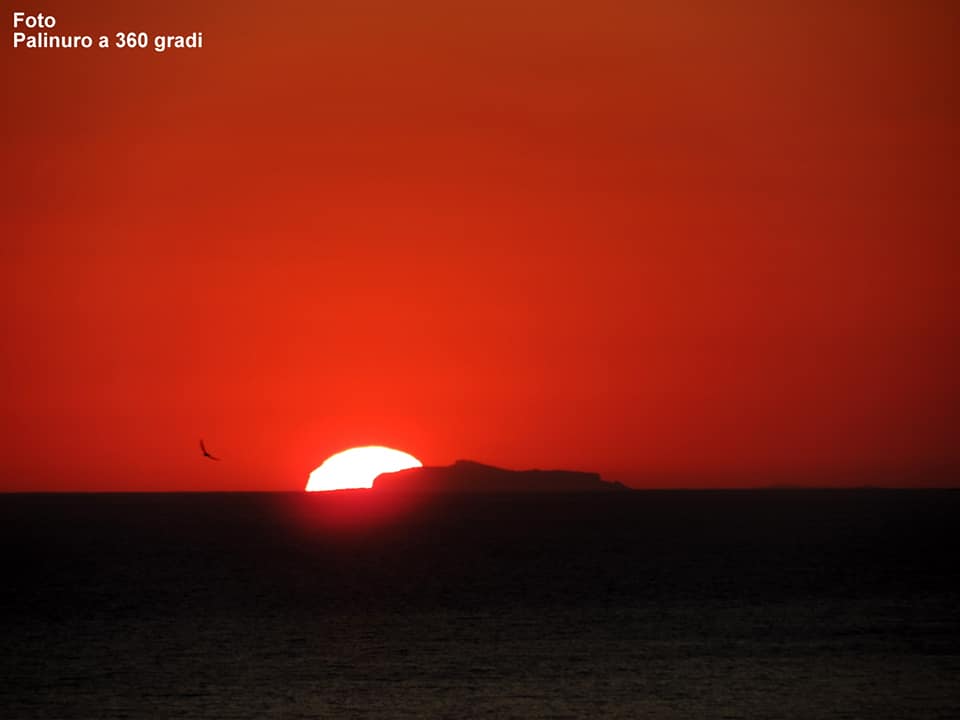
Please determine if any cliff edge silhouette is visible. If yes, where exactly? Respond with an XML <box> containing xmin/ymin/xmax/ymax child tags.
<box><xmin>373</xmin><ymin>460</ymin><xmax>628</xmax><ymax>493</ymax></box>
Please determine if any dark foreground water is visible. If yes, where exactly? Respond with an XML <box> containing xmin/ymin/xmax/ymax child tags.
<box><xmin>1</xmin><ymin>490</ymin><xmax>958</xmax><ymax>718</ymax></box>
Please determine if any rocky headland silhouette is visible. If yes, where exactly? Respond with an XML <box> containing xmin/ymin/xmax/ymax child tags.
<box><xmin>373</xmin><ymin>459</ymin><xmax>628</xmax><ymax>493</ymax></box>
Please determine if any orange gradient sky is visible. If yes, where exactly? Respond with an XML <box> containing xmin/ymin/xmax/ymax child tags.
<box><xmin>1</xmin><ymin>1</ymin><xmax>957</xmax><ymax>490</ymax></box>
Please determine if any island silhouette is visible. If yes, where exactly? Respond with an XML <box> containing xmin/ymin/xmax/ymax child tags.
<box><xmin>373</xmin><ymin>459</ymin><xmax>628</xmax><ymax>493</ymax></box>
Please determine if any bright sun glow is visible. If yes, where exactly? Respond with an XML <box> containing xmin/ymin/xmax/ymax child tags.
<box><xmin>305</xmin><ymin>446</ymin><xmax>422</xmax><ymax>491</ymax></box>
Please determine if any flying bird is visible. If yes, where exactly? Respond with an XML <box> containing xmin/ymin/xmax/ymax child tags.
<box><xmin>200</xmin><ymin>439</ymin><xmax>221</xmax><ymax>461</ymax></box>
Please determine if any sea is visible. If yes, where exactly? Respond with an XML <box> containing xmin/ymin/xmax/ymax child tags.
<box><xmin>1</xmin><ymin>490</ymin><xmax>957</xmax><ymax>718</ymax></box>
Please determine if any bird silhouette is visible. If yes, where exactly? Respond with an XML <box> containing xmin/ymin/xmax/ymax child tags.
<box><xmin>200</xmin><ymin>439</ymin><xmax>221</xmax><ymax>461</ymax></box>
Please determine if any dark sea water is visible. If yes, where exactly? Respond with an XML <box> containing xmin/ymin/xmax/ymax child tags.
<box><xmin>2</xmin><ymin>490</ymin><xmax>958</xmax><ymax>718</ymax></box>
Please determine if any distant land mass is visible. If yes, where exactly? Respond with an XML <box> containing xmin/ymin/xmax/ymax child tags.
<box><xmin>373</xmin><ymin>460</ymin><xmax>628</xmax><ymax>493</ymax></box>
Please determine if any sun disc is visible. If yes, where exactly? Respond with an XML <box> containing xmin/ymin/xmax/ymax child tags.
<box><xmin>305</xmin><ymin>446</ymin><xmax>422</xmax><ymax>491</ymax></box>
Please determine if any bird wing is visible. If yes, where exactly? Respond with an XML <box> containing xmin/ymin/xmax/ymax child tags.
<box><xmin>200</xmin><ymin>439</ymin><xmax>221</xmax><ymax>460</ymax></box>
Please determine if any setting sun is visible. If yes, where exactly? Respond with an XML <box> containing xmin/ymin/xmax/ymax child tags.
<box><xmin>305</xmin><ymin>446</ymin><xmax>422</xmax><ymax>492</ymax></box>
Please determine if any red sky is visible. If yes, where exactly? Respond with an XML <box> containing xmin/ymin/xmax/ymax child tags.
<box><xmin>2</xmin><ymin>1</ymin><xmax>957</xmax><ymax>490</ymax></box>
